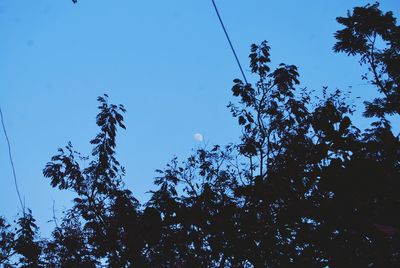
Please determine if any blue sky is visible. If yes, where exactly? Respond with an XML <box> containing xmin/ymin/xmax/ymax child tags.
<box><xmin>1</xmin><ymin>0</ymin><xmax>399</xmax><ymax>236</ymax></box>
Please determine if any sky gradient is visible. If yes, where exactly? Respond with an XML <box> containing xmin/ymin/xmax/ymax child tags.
<box><xmin>1</xmin><ymin>0</ymin><xmax>399</xmax><ymax>236</ymax></box>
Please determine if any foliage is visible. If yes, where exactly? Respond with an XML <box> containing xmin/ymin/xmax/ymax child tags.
<box><xmin>0</xmin><ymin>217</ymin><xmax>15</xmax><ymax>267</ymax></box>
<box><xmin>334</xmin><ymin>2</ymin><xmax>400</xmax><ymax>117</ymax></box>
<box><xmin>1</xmin><ymin>2</ymin><xmax>399</xmax><ymax>267</ymax></box>
<box><xmin>14</xmin><ymin>210</ymin><xmax>42</xmax><ymax>267</ymax></box>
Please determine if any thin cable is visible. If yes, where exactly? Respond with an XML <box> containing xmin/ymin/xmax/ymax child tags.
<box><xmin>0</xmin><ymin>107</ymin><xmax>25</xmax><ymax>214</ymax></box>
<box><xmin>211</xmin><ymin>0</ymin><xmax>248</xmax><ymax>84</ymax></box>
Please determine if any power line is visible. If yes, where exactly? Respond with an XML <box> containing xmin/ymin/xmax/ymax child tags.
<box><xmin>0</xmin><ymin>107</ymin><xmax>25</xmax><ymax>215</ymax></box>
<box><xmin>211</xmin><ymin>0</ymin><xmax>248</xmax><ymax>85</ymax></box>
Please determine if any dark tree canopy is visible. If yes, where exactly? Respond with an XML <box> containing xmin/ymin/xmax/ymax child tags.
<box><xmin>334</xmin><ymin>2</ymin><xmax>400</xmax><ymax>117</ymax></box>
<box><xmin>1</xmin><ymin>2</ymin><xmax>399</xmax><ymax>267</ymax></box>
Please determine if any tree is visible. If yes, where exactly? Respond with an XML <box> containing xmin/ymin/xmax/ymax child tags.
<box><xmin>1</xmin><ymin>2</ymin><xmax>399</xmax><ymax>267</ymax></box>
<box><xmin>14</xmin><ymin>210</ymin><xmax>43</xmax><ymax>267</ymax></box>
<box><xmin>42</xmin><ymin>95</ymin><xmax>148</xmax><ymax>267</ymax></box>
<box><xmin>334</xmin><ymin>2</ymin><xmax>400</xmax><ymax>118</ymax></box>
<box><xmin>0</xmin><ymin>217</ymin><xmax>15</xmax><ymax>267</ymax></box>
<box><xmin>144</xmin><ymin>39</ymin><xmax>362</xmax><ymax>266</ymax></box>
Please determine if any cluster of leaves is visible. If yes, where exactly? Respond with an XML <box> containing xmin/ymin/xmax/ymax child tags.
<box><xmin>1</xmin><ymin>3</ymin><xmax>399</xmax><ymax>267</ymax></box>
<box><xmin>334</xmin><ymin>2</ymin><xmax>400</xmax><ymax>117</ymax></box>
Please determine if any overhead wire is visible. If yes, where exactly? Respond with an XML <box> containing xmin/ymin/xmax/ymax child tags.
<box><xmin>0</xmin><ymin>107</ymin><xmax>25</xmax><ymax>215</ymax></box>
<box><xmin>210</xmin><ymin>0</ymin><xmax>249</xmax><ymax>85</ymax></box>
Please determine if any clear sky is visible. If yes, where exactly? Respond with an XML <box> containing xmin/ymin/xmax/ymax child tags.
<box><xmin>1</xmin><ymin>0</ymin><xmax>399</xmax><ymax>236</ymax></box>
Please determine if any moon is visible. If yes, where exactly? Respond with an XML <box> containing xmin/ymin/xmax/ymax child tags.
<box><xmin>194</xmin><ymin>133</ymin><xmax>204</xmax><ymax>142</ymax></box>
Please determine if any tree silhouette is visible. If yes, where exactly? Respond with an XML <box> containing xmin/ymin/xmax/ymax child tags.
<box><xmin>334</xmin><ymin>2</ymin><xmax>400</xmax><ymax>117</ymax></box>
<box><xmin>1</xmin><ymin>2</ymin><xmax>399</xmax><ymax>267</ymax></box>
<box><xmin>14</xmin><ymin>210</ymin><xmax>42</xmax><ymax>267</ymax></box>
<box><xmin>0</xmin><ymin>217</ymin><xmax>15</xmax><ymax>267</ymax></box>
